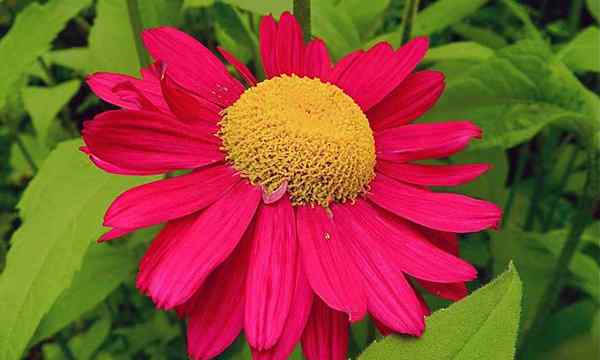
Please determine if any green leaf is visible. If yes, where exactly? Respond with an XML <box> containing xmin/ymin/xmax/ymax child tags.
<box><xmin>413</xmin><ymin>0</ymin><xmax>490</xmax><ymax>36</ymax></box>
<box><xmin>522</xmin><ymin>300</ymin><xmax>598</xmax><ymax>358</ymax></box>
<box><xmin>359</xmin><ymin>264</ymin><xmax>522</xmax><ymax>360</ymax></box>
<box><xmin>43</xmin><ymin>48</ymin><xmax>93</xmax><ymax>75</ymax></box>
<box><xmin>500</xmin><ymin>0</ymin><xmax>543</xmax><ymax>41</ymax></box>
<box><xmin>312</xmin><ymin>1</ymin><xmax>361</xmax><ymax>60</ymax></box>
<box><xmin>0</xmin><ymin>0</ymin><xmax>91</xmax><ymax>110</ymax></box>
<box><xmin>114</xmin><ymin>312</ymin><xmax>179</xmax><ymax>356</ymax></box>
<box><xmin>21</xmin><ymin>80</ymin><xmax>81</xmax><ymax>144</ymax></box>
<box><xmin>9</xmin><ymin>134</ymin><xmax>49</xmax><ymax>182</ymax></box>
<box><xmin>451</xmin><ymin>23</ymin><xmax>508</xmax><ymax>49</ymax></box>
<box><xmin>32</xmin><ymin>244</ymin><xmax>137</xmax><ymax>344</ymax></box>
<box><xmin>42</xmin><ymin>317</ymin><xmax>111</xmax><ymax>360</ymax></box>
<box><xmin>222</xmin><ymin>0</ymin><xmax>291</xmax><ymax>15</ymax></box>
<box><xmin>0</xmin><ymin>140</ymin><xmax>154</xmax><ymax>359</ymax></box>
<box><xmin>337</xmin><ymin>0</ymin><xmax>390</xmax><ymax>40</ymax></box>
<box><xmin>586</xmin><ymin>0</ymin><xmax>600</xmax><ymax>23</ymax></box>
<box><xmin>424</xmin><ymin>42</ymin><xmax>494</xmax><ymax>64</ymax></box>
<box><xmin>421</xmin><ymin>40</ymin><xmax>598</xmax><ymax>150</ymax></box>
<box><xmin>88</xmin><ymin>0</ymin><xmax>140</xmax><ymax>76</ymax></box>
<box><xmin>139</xmin><ymin>0</ymin><xmax>183</xmax><ymax>28</ymax></box>
<box><xmin>556</xmin><ymin>27</ymin><xmax>600</xmax><ymax>73</ymax></box>
<box><xmin>214</xmin><ymin>2</ymin><xmax>257</xmax><ymax>64</ymax></box>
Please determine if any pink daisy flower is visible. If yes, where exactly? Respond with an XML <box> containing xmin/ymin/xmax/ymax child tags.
<box><xmin>82</xmin><ymin>12</ymin><xmax>502</xmax><ymax>360</ymax></box>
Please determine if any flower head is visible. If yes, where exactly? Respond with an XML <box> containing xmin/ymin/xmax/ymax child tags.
<box><xmin>83</xmin><ymin>12</ymin><xmax>501</xmax><ymax>360</ymax></box>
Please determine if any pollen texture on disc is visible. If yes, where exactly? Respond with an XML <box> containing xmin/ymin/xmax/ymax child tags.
<box><xmin>219</xmin><ymin>75</ymin><xmax>376</xmax><ymax>207</ymax></box>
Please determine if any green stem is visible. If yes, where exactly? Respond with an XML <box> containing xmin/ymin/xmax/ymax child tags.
<box><xmin>503</xmin><ymin>145</ymin><xmax>529</xmax><ymax>223</ymax></box>
<box><xmin>542</xmin><ymin>144</ymin><xmax>579</xmax><ymax>231</ymax></box>
<box><xmin>293</xmin><ymin>0</ymin><xmax>311</xmax><ymax>42</ymax></box>
<box><xmin>126</xmin><ymin>0</ymin><xmax>151</xmax><ymax>68</ymax></box>
<box><xmin>400</xmin><ymin>0</ymin><xmax>421</xmax><ymax>45</ymax></box>
<box><xmin>567</xmin><ymin>0</ymin><xmax>584</xmax><ymax>35</ymax></box>
<box><xmin>14</xmin><ymin>134</ymin><xmax>38</xmax><ymax>174</ymax></box>
<box><xmin>524</xmin><ymin>133</ymin><xmax>558</xmax><ymax>230</ymax></box>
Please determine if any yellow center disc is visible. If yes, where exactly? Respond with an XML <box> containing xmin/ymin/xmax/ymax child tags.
<box><xmin>219</xmin><ymin>75</ymin><xmax>376</xmax><ymax>207</ymax></box>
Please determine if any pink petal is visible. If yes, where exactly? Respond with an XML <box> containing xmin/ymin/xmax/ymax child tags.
<box><xmin>333</xmin><ymin>203</ymin><xmax>426</xmax><ymax>335</ymax></box>
<box><xmin>417</xmin><ymin>280</ymin><xmax>468</xmax><ymax>301</ymax></box>
<box><xmin>301</xmin><ymin>298</ymin><xmax>349</xmax><ymax>360</ymax></box>
<box><xmin>160</xmin><ymin>68</ymin><xmax>222</xmax><ymax>123</ymax></box>
<box><xmin>375</xmin><ymin>121</ymin><xmax>482</xmax><ymax>162</ymax></box>
<box><xmin>251</xmin><ymin>262</ymin><xmax>314</xmax><ymax>360</ymax></box>
<box><xmin>82</xmin><ymin>110</ymin><xmax>223</xmax><ymax>174</ymax></box>
<box><xmin>218</xmin><ymin>47</ymin><xmax>257</xmax><ymax>86</ymax></box>
<box><xmin>368</xmin><ymin>173</ymin><xmax>502</xmax><ymax>233</ymax></box>
<box><xmin>368</xmin><ymin>71</ymin><xmax>445</xmax><ymax>131</ymax></box>
<box><xmin>86</xmin><ymin>72</ymin><xmax>169</xmax><ymax>112</ymax></box>
<box><xmin>259</xmin><ymin>15</ymin><xmax>278</xmax><ymax>78</ymax></box>
<box><xmin>376</xmin><ymin>161</ymin><xmax>491</xmax><ymax>186</ymax></box>
<box><xmin>262</xmin><ymin>181</ymin><xmax>288</xmax><ymax>204</ymax></box>
<box><xmin>186</xmin><ymin>228</ymin><xmax>252</xmax><ymax>360</ymax></box>
<box><xmin>245</xmin><ymin>197</ymin><xmax>298</xmax><ymax>350</ymax></box>
<box><xmin>332</xmin><ymin>38</ymin><xmax>429</xmax><ymax>111</ymax></box>
<box><xmin>304</xmin><ymin>38</ymin><xmax>332</xmax><ymax>79</ymax></box>
<box><xmin>325</xmin><ymin>50</ymin><xmax>363</xmax><ymax>84</ymax></box>
<box><xmin>104</xmin><ymin>165</ymin><xmax>239</xmax><ymax>229</ymax></box>
<box><xmin>81</xmin><ymin>146</ymin><xmax>154</xmax><ymax>176</ymax></box>
<box><xmin>142</xmin><ymin>27</ymin><xmax>244</xmax><ymax>107</ymax></box>
<box><xmin>296</xmin><ymin>206</ymin><xmax>367</xmax><ymax>322</ymax></box>
<box><xmin>259</xmin><ymin>12</ymin><xmax>305</xmax><ymax>78</ymax></box>
<box><xmin>136</xmin><ymin>181</ymin><xmax>261</xmax><ymax>309</ymax></box>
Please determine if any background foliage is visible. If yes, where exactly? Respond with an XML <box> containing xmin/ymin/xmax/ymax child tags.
<box><xmin>0</xmin><ymin>0</ymin><xmax>598</xmax><ymax>359</ymax></box>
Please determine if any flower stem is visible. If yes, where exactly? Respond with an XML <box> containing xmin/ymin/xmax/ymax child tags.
<box><xmin>522</xmin><ymin>138</ymin><xmax>599</xmax><ymax>352</ymax></box>
<box><xmin>293</xmin><ymin>0</ymin><xmax>311</xmax><ymax>42</ymax></box>
<box><xmin>126</xmin><ymin>0</ymin><xmax>151</xmax><ymax>68</ymax></box>
<box><xmin>400</xmin><ymin>0</ymin><xmax>421</xmax><ymax>45</ymax></box>
<box><xmin>503</xmin><ymin>144</ymin><xmax>529</xmax><ymax>223</ymax></box>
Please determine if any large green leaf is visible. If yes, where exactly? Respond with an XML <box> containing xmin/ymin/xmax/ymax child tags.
<box><xmin>139</xmin><ymin>0</ymin><xmax>183</xmax><ymax>28</ymax></box>
<box><xmin>421</xmin><ymin>40</ymin><xmax>599</xmax><ymax>150</ymax></box>
<box><xmin>88</xmin><ymin>0</ymin><xmax>140</xmax><ymax>75</ymax></box>
<box><xmin>413</xmin><ymin>0</ymin><xmax>490</xmax><ymax>36</ymax></box>
<box><xmin>21</xmin><ymin>80</ymin><xmax>81</xmax><ymax>144</ymax></box>
<box><xmin>359</xmin><ymin>264</ymin><xmax>522</xmax><ymax>360</ymax></box>
<box><xmin>556</xmin><ymin>26</ymin><xmax>600</xmax><ymax>73</ymax></box>
<box><xmin>312</xmin><ymin>1</ymin><xmax>361</xmax><ymax>60</ymax></box>
<box><xmin>43</xmin><ymin>48</ymin><xmax>93</xmax><ymax>75</ymax></box>
<box><xmin>587</xmin><ymin>0</ymin><xmax>600</xmax><ymax>23</ymax></box>
<box><xmin>337</xmin><ymin>0</ymin><xmax>390</xmax><ymax>40</ymax></box>
<box><xmin>223</xmin><ymin>0</ymin><xmax>291</xmax><ymax>15</ymax></box>
<box><xmin>31</xmin><ymin>244</ymin><xmax>137</xmax><ymax>344</ymax></box>
<box><xmin>0</xmin><ymin>140</ymin><xmax>153</xmax><ymax>360</ymax></box>
<box><xmin>0</xmin><ymin>0</ymin><xmax>91</xmax><ymax>110</ymax></box>
<box><xmin>423</xmin><ymin>42</ymin><xmax>494</xmax><ymax>64</ymax></box>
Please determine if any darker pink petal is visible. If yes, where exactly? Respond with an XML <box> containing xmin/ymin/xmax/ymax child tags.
<box><xmin>82</xmin><ymin>110</ymin><xmax>223</xmax><ymax>174</ymax></box>
<box><xmin>297</xmin><ymin>206</ymin><xmax>367</xmax><ymax>322</ymax></box>
<box><xmin>160</xmin><ymin>68</ymin><xmax>222</xmax><ymax>123</ymax></box>
<box><xmin>304</xmin><ymin>39</ymin><xmax>332</xmax><ymax>79</ymax></box>
<box><xmin>301</xmin><ymin>298</ymin><xmax>349</xmax><ymax>360</ymax></box>
<box><xmin>251</xmin><ymin>265</ymin><xmax>314</xmax><ymax>360</ymax></box>
<box><xmin>104</xmin><ymin>165</ymin><xmax>239</xmax><ymax>229</ymax></box>
<box><xmin>245</xmin><ymin>197</ymin><xmax>298</xmax><ymax>350</ymax></box>
<box><xmin>376</xmin><ymin>161</ymin><xmax>491</xmax><ymax>186</ymax></box>
<box><xmin>136</xmin><ymin>181</ymin><xmax>261</xmax><ymax>309</ymax></box>
<box><xmin>142</xmin><ymin>26</ymin><xmax>244</xmax><ymax>107</ymax></box>
<box><xmin>86</xmin><ymin>72</ymin><xmax>169</xmax><ymax>112</ymax></box>
<box><xmin>259</xmin><ymin>15</ymin><xmax>278</xmax><ymax>78</ymax></box>
<box><xmin>80</xmin><ymin>146</ymin><xmax>154</xmax><ymax>176</ymax></box>
<box><xmin>186</xmin><ymin>229</ymin><xmax>251</xmax><ymax>360</ymax></box>
<box><xmin>218</xmin><ymin>47</ymin><xmax>258</xmax><ymax>86</ymax></box>
<box><xmin>368</xmin><ymin>174</ymin><xmax>502</xmax><ymax>233</ymax></box>
<box><xmin>332</xmin><ymin>38</ymin><xmax>429</xmax><ymax>111</ymax></box>
<box><xmin>333</xmin><ymin>203</ymin><xmax>426</xmax><ymax>335</ymax></box>
<box><xmin>368</xmin><ymin>70</ymin><xmax>445</xmax><ymax>130</ymax></box>
<box><xmin>375</xmin><ymin>121</ymin><xmax>482</xmax><ymax>162</ymax></box>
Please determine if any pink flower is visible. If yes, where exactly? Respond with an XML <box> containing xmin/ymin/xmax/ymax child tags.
<box><xmin>82</xmin><ymin>12</ymin><xmax>501</xmax><ymax>360</ymax></box>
